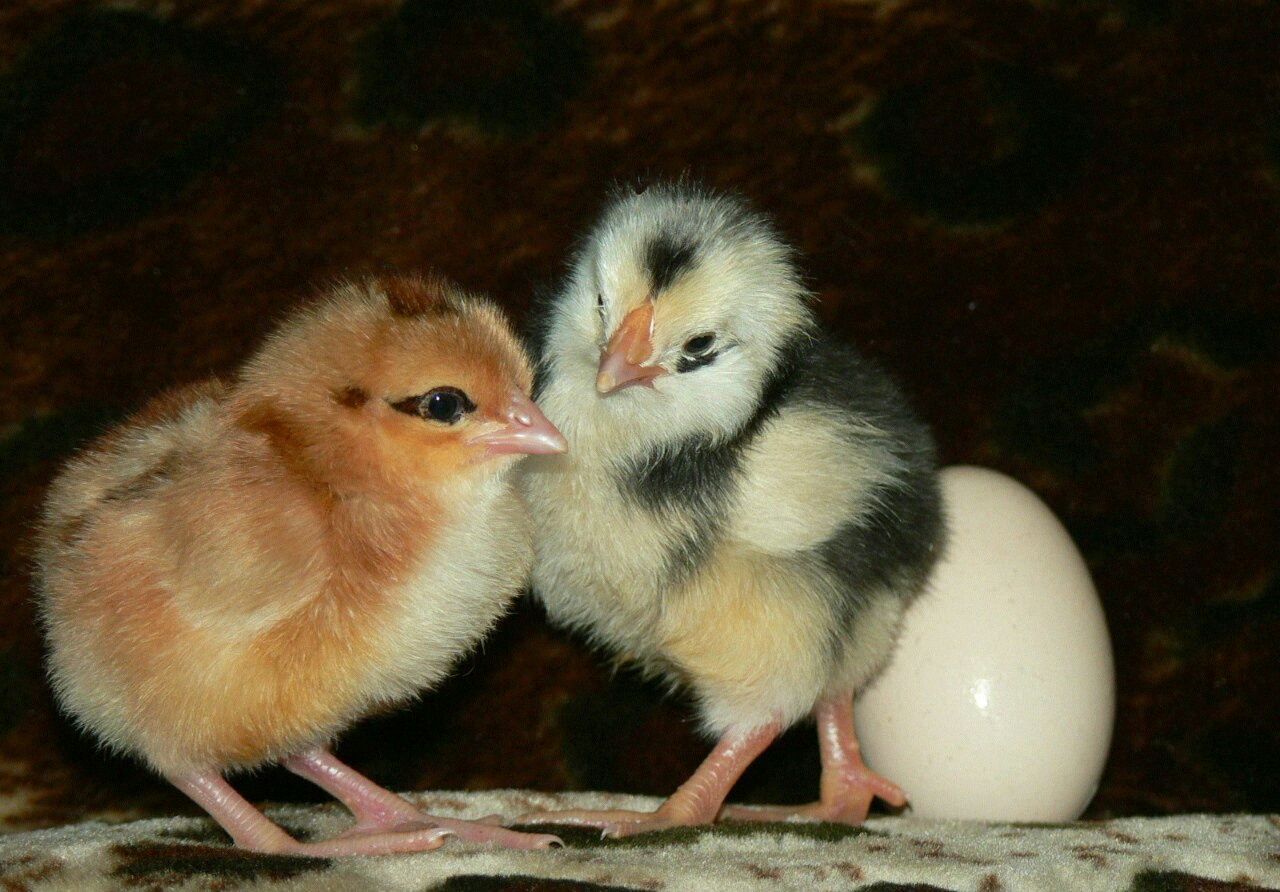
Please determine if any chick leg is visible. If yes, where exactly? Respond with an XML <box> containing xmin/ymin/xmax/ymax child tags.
<box><xmin>519</xmin><ymin>721</ymin><xmax>780</xmax><ymax>838</ymax></box>
<box><xmin>720</xmin><ymin>693</ymin><xmax>905</xmax><ymax>824</ymax></box>
<box><xmin>283</xmin><ymin>749</ymin><xmax>561</xmax><ymax>850</ymax></box>
<box><xmin>171</xmin><ymin>771</ymin><xmax>452</xmax><ymax>856</ymax></box>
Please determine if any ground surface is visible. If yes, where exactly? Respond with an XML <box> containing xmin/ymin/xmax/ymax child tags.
<box><xmin>1</xmin><ymin>791</ymin><xmax>1278</xmax><ymax>891</ymax></box>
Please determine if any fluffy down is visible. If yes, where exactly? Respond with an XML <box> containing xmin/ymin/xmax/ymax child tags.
<box><xmin>521</xmin><ymin>182</ymin><xmax>945</xmax><ymax>835</ymax></box>
<box><xmin>35</xmin><ymin>274</ymin><xmax>564</xmax><ymax>855</ymax></box>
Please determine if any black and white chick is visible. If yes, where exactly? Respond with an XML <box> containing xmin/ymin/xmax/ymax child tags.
<box><xmin>519</xmin><ymin>182</ymin><xmax>946</xmax><ymax>836</ymax></box>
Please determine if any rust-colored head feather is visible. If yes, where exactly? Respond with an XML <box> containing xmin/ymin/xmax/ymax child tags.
<box><xmin>232</xmin><ymin>275</ymin><xmax>543</xmax><ymax>493</ymax></box>
<box><xmin>382</xmin><ymin>271</ymin><xmax>451</xmax><ymax>318</ymax></box>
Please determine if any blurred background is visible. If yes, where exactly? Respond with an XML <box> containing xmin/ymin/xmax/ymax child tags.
<box><xmin>0</xmin><ymin>0</ymin><xmax>1276</xmax><ymax>830</ymax></box>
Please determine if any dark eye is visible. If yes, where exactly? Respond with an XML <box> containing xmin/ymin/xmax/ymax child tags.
<box><xmin>390</xmin><ymin>386</ymin><xmax>476</xmax><ymax>424</ymax></box>
<box><xmin>424</xmin><ymin>389</ymin><xmax>466</xmax><ymax>423</ymax></box>
<box><xmin>596</xmin><ymin>293</ymin><xmax>605</xmax><ymax>313</ymax></box>
<box><xmin>683</xmin><ymin>333</ymin><xmax>715</xmax><ymax>355</ymax></box>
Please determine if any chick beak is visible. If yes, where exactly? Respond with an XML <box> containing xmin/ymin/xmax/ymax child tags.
<box><xmin>597</xmin><ymin>301</ymin><xmax>667</xmax><ymax>395</ymax></box>
<box><xmin>469</xmin><ymin>390</ymin><xmax>568</xmax><ymax>457</ymax></box>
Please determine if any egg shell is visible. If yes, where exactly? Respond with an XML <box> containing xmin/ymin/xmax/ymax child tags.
<box><xmin>855</xmin><ymin>465</ymin><xmax>1115</xmax><ymax>821</ymax></box>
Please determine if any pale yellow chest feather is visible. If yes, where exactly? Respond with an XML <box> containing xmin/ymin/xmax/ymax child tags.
<box><xmin>521</xmin><ymin>453</ymin><xmax>687</xmax><ymax>661</ymax></box>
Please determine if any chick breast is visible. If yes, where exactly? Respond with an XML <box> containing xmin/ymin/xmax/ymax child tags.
<box><xmin>527</xmin><ymin>338</ymin><xmax>943</xmax><ymax>737</ymax></box>
<box><xmin>36</xmin><ymin>383</ymin><xmax>528</xmax><ymax>776</ymax></box>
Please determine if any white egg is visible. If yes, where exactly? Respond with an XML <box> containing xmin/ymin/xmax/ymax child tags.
<box><xmin>855</xmin><ymin>465</ymin><xmax>1114</xmax><ymax>821</ymax></box>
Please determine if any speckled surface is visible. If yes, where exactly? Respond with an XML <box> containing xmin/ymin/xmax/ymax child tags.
<box><xmin>0</xmin><ymin>0</ymin><xmax>1276</xmax><ymax>835</ymax></box>
<box><xmin>1</xmin><ymin>791</ymin><xmax>1277</xmax><ymax>891</ymax></box>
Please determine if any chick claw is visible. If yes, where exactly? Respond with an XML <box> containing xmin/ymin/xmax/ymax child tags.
<box><xmin>417</xmin><ymin>816</ymin><xmax>562</xmax><ymax>849</ymax></box>
<box><xmin>338</xmin><ymin>815</ymin><xmax>559</xmax><ymax>849</ymax></box>
<box><xmin>283</xmin><ymin>750</ymin><xmax>560</xmax><ymax>850</ymax></box>
<box><xmin>719</xmin><ymin>765</ymin><xmax>906</xmax><ymax>825</ymax></box>
<box><xmin>722</xmin><ymin>695</ymin><xmax>907</xmax><ymax>825</ymax></box>
<box><xmin>280</xmin><ymin>826</ymin><xmax>454</xmax><ymax>858</ymax></box>
<box><xmin>520</xmin><ymin>722</ymin><xmax>785</xmax><ymax>838</ymax></box>
<box><xmin>517</xmin><ymin>807</ymin><xmax>703</xmax><ymax>839</ymax></box>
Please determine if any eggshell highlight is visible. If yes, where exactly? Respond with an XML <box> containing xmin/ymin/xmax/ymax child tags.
<box><xmin>855</xmin><ymin>465</ymin><xmax>1114</xmax><ymax>821</ymax></box>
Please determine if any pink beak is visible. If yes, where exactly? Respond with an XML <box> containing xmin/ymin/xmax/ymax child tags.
<box><xmin>596</xmin><ymin>301</ymin><xmax>668</xmax><ymax>395</ymax></box>
<box><xmin>469</xmin><ymin>390</ymin><xmax>567</xmax><ymax>457</ymax></box>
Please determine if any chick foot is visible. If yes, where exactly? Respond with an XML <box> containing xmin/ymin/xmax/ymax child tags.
<box><xmin>721</xmin><ymin>692</ymin><xmax>904</xmax><ymax>825</ymax></box>
<box><xmin>172</xmin><ymin>771</ymin><xmax>454</xmax><ymax>857</ymax></box>
<box><xmin>284</xmin><ymin>749</ymin><xmax>561</xmax><ymax>850</ymax></box>
<box><xmin>332</xmin><ymin>812</ymin><xmax>505</xmax><ymax>841</ymax></box>
<box><xmin>519</xmin><ymin>722</ymin><xmax>780</xmax><ymax>838</ymax></box>
<box><xmin>717</xmin><ymin>764</ymin><xmax>903</xmax><ymax>825</ymax></box>
<box><xmin>273</xmin><ymin>826</ymin><xmax>454</xmax><ymax>857</ymax></box>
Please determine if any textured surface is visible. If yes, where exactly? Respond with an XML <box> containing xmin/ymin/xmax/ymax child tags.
<box><xmin>1</xmin><ymin>791</ymin><xmax>1278</xmax><ymax>891</ymax></box>
<box><xmin>0</xmin><ymin>0</ymin><xmax>1277</xmax><ymax>836</ymax></box>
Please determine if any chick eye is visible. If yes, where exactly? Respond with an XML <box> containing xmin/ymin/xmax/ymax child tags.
<box><xmin>683</xmin><ymin>333</ymin><xmax>715</xmax><ymax>355</ymax></box>
<box><xmin>424</xmin><ymin>389</ymin><xmax>468</xmax><ymax>423</ymax></box>
<box><xmin>596</xmin><ymin>293</ymin><xmax>605</xmax><ymax>314</ymax></box>
<box><xmin>391</xmin><ymin>387</ymin><xmax>476</xmax><ymax>424</ymax></box>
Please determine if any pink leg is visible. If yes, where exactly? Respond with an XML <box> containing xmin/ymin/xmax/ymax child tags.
<box><xmin>519</xmin><ymin>721</ymin><xmax>780</xmax><ymax>838</ymax></box>
<box><xmin>170</xmin><ymin>771</ymin><xmax>451</xmax><ymax>857</ymax></box>
<box><xmin>283</xmin><ymin>749</ymin><xmax>560</xmax><ymax>850</ymax></box>
<box><xmin>721</xmin><ymin>693</ymin><xmax>905</xmax><ymax>824</ymax></box>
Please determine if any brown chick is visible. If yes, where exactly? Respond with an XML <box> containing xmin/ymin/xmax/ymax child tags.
<box><xmin>34</xmin><ymin>275</ymin><xmax>567</xmax><ymax>857</ymax></box>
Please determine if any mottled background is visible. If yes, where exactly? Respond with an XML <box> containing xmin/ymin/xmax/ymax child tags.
<box><xmin>0</xmin><ymin>0</ymin><xmax>1276</xmax><ymax>831</ymax></box>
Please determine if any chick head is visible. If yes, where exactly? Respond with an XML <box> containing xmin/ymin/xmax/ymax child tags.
<box><xmin>548</xmin><ymin>182</ymin><xmax>815</xmax><ymax>444</ymax></box>
<box><xmin>237</xmin><ymin>274</ymin><xmax>564</xmax><ymax>492</ymax></box>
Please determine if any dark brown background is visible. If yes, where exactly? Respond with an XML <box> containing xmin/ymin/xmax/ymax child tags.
<box><xmin>0</xmin><ymin>0</ymin><xmax>1276</xmax><ymax>830</ymax></box>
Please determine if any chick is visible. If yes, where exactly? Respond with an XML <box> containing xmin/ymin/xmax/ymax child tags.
<box><xmin>35</xmin><ymin>275</ymin><xmax>567</xmax><ymax>856</ymax></box>
<box><xmin>520</xmin><ymin>183</ymin><xmax>945</xmax><ymax>836</ymax></box>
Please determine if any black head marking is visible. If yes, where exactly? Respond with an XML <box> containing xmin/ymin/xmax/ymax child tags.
<box><xmin>645</xmin><ymin>233</ymin><xmax>698</xmax><ymax>293</ymax></box>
